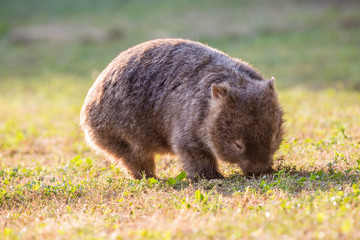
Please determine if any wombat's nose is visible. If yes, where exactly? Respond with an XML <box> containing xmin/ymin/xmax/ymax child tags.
<box><xmin>245</xmin><ymin>166</ymin><xmax>274</xmax><ymax>177</ymax></box>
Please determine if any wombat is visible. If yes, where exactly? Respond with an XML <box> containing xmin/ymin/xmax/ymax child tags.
<box><xmin>80</xmin><ymin>38</ymin><xmax>284</xmax><ymax>180</ymax></box>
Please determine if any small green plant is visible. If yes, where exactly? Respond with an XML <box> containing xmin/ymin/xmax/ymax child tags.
<box><xmin>194</xmin><ymin>189</ymin><xmax>206</xmax><ymax>203</ymax></box>
<box><xmin>167</xmin><ymin>171</ymin><xmax>187</xmax><ymax>186</ymax></box>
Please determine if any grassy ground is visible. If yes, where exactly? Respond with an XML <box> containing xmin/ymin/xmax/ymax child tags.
<box><xmin>1</xmin><ymin>0</ymin><xmax>360</xmax><ymax>239</ymax></box>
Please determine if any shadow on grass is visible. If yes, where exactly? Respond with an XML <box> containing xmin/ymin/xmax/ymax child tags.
<box><xmin>190</xmin><ymin>160</ymin><xmax>360</xmax><ymax>196</ymax></box>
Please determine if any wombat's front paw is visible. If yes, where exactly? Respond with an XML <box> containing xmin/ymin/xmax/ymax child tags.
<box><xmin>245</xmin><ymin>167</ymin><xmax>274</xmax><ymax>178</ymax></box>
<box><xmin>210</xmin><ymin>172</ymin><xmax>225</xmax><ymax>179</ymax></box>
<box><xmin>189</xmin><ymin>172</ymin><xmax>224</xmax><ymax>182</ymax></box>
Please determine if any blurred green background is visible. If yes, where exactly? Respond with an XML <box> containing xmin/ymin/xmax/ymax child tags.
<box><xmin>1</xmin><ymin>0</ymin><xmax>359</xmax><ymax>89</ymax></box>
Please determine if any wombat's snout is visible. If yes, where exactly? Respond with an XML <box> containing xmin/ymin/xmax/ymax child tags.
<box><xmin>241</xmin><ymin>160</ymin><xmax>274</xmax><ymax>177</ymax></box>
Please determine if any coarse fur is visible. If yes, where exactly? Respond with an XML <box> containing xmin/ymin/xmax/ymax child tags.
<box><xmin>80</xmin><ymin>38</ymin><xmax>284</xmax><ymax>180</ymax></box>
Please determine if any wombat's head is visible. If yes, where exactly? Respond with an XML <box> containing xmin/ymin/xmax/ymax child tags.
<box><xmin>206</xmin><ymin>78</ymin><xmax>284</xmax><ymax>176</ymax></box>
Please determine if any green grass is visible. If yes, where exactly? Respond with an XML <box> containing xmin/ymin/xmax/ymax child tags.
<box><xmin>1</xmin><ymin>0</ymin><xmax>360</xmax><ymax>239</ymax></box>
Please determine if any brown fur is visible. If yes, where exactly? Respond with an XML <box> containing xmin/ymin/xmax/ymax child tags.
<box><xmin>80</xmin><ymin>38</ymin><xmax>284</xmax><ymax>179</ymax></box>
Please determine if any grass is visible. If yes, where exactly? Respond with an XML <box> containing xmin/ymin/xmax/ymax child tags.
<box><xmin>1</xmin><ymin>0</ymin><xmax>360</xmax><ymax>239</ymax></box>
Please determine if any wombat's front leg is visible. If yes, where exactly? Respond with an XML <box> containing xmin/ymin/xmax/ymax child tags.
<box><xmin>175</xmin><ymin>146</ymin><xmax>223</xmax><ymax>180</ymax></box>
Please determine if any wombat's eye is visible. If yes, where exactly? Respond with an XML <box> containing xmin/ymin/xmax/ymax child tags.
<box><xmin>234</xmin><ymin>139</ymin><xmax>245</xmax><ymax>154</ymax></box>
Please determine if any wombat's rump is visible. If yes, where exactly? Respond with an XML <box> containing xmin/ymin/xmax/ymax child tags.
<box><xmin>80</xmin><ymin>38</ymin><xmax>284</xmax><ymax>179</ymax></box>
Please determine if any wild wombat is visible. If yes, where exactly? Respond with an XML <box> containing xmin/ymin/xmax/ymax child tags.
<box><xmin>80</xmin><ymin>38</ymin><xmax>284</xmax><ymax>179</ymax></box>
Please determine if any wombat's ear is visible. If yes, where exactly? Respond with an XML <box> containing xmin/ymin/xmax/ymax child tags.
<box><xmin>211</xmin><ymin>83</ymin><xmax>230</xmax><ymax>100</ymax></box>
<box><xmin>267</xmin><ymin>77</ymin><xmax>275</xmax><ymax>90</ymax></box>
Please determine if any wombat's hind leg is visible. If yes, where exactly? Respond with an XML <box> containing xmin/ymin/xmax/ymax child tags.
<box><xmin>121</xmin><ymin>152</ymin><xmax>156</xmax><ymax>180</ymax></box>
<box><xmin>96</xmin><ymin>136</ymin><xmax>156</xmax><ymax>179</ymax></box>
<box><xmin>175</xmin><ymin>147</ymin><xmax>223</xmax><ymax>180</ymax></box>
